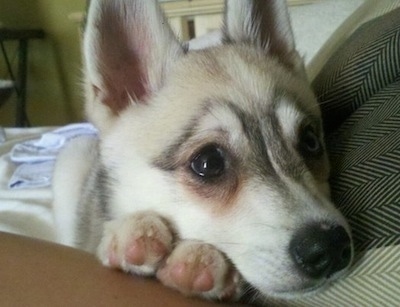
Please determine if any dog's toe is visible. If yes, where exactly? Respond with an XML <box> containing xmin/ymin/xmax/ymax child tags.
<box><xmin>158</xmin><ymin>258</ymin><xmax>215</xmax><ymax>292</ymax></box>
<box><xmin>97</xmin><ymin>212</ymin><xmax>174</xmax><ymax>275</ymax></box>
<box><xmin>125</xmin><ymin>233</ymin><xmax>170</xmax><ymax>266</ymax></box>
<box><xmin>156</xmin><ymin>241</ymin><xmax>242</xmax><ymax>301</ymax></box>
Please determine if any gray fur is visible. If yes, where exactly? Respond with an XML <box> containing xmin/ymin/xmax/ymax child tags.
<box><xmin>75</xmin><ymin>155</ymin><xmax>113</xmax><ymax>252</ymax></box>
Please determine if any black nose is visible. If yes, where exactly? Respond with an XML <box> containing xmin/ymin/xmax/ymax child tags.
<box><xmin>289</xmin><ymin>223</ymin><xmax>352</xmax><ymax>279</ymax></box>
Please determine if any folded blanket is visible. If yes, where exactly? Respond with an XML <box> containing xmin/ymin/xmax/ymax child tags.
<box><xmin>8</xmin><ymin>123</ymin><xmax>98</xmax><ymax>189</ymax></box>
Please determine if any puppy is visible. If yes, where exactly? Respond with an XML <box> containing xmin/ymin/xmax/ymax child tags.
<box><xmin>53</xmin><ymin>0</ymin><xmax>353</xmax><ymax>303</ymax></box>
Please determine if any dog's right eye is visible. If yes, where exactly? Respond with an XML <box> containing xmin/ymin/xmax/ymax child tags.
<box><xmin>190</xmin><ymin>145</ymin><xmax>226</xmax><ymax>180</ymax></box>
<box><xmin>299</xmin><ymin>125</ymin><xmax>322</xmax><ymax>157</ymax></box>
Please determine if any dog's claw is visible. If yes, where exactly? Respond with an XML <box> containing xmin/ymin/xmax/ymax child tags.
<box><xmin>156</xmin><ymin>241</ymin><xmax>242</xmax><ymax>301</ymax></box>
<box><xmin>97</xmin><ymin>212</ymin><xmax>174</xmax><ymax>275</ymax></box>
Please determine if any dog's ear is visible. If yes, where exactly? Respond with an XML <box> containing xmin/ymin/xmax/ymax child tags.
<box><xmin>83</xmin><ymin>0</ymin><xmax>184</xmax><ymax>131</ymax></box>
<box><xmin>223</xmin><ymin>0</ymin><xmax>304</xmax><ymax>73</ymax></box>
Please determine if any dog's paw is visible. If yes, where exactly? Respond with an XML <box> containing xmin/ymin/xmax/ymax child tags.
<box><xmin>156</xmin><ymin>241</ymin><xmax>242</xmax><ymax>301</ymax></box>
<box><xmin>97</xmin><ymin>212</ymin><xmax>174</xmax><ymax>276</ymax></box>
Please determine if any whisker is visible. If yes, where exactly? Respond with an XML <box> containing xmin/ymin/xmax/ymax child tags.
<box><xmin>246</xmin><ymin>222</ymin><xmax>296</xmax><ymax>231</ymax></box>
<box><xmin>213</xmin><ymin>241</ymin><xmax>254</xmax><ymax>248</ymax></box>
<box><xmin>241</xmin><ymin>284</ymin><xmax>264</xmax><ymax>306</ymax></box>
<box><xmin>317</xmin><ymin>100</ymin><xmax>338</xmax><ymax>109</ymax></box>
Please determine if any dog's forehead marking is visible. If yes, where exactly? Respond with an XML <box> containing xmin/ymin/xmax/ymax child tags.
<box><xmin>155</xmin><ymin>95</ymin><xmax>303</xmax><ymax>184</ymax></box>
<box><xmin>225</xmin><ymin>97</ymin><xmax>310</xmax><ymax>183</ymax></box>
<box><xmin>196</xmin><ymin>101</ymin><xmax>249</xmax><ymax>147</ymax></box>
<box><xmin>275</xmin><ymin>98</ymin><xmax>304</xmax><ymax>139</ymax></box>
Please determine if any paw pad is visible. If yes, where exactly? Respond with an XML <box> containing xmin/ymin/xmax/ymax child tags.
<box><xmin>97</xmin><ymin>212</ymin><xmax>174</xmax><ymax>275</ymax></box>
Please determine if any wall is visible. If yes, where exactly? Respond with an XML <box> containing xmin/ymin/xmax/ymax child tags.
<box><xmin>0</xmin><ymin>0</ymin><xmax>86</xmax><ymax>126</ymax></box>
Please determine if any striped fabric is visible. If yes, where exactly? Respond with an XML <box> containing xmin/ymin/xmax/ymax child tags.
<box><xmin>329</xmin><ymin>81</ymin><xmax>400</xmax><ymax>252</ymax></box>
<box><xmin>312</xmin><ymin>8</ymin><xmax>400</xmax><ymax>133</ymax></box>
<box><xmin>290</xmin><ymin>8</ymin><xmax>400</xmax><ymax>307</ymax></box>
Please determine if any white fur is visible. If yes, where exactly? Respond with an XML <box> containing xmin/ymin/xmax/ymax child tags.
<box><xmin>53</xmin><ymin>136</ymin><xmax>97</xmax><ymax>246</ymax></box>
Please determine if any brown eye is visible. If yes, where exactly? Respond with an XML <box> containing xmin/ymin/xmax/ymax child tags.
<box><xmin>190</xmin><ymin>145</ymin><xmax>225</xmax><ymax>179</ymax></box>
<box><xmin>300</xmin><ymin>126</ymin><xmax>322</xmax><ymax>156</ymax></box>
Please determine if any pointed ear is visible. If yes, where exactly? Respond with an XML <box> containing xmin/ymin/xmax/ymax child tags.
<box><xmin>223</xmin><ymin>0</ymin><xmax>304</xmax><ymax>73</ymax></box>
<box><xmin>83</xmin><ymin>0</ymin><xmax>184</xmax><ymax>130</ymax></box>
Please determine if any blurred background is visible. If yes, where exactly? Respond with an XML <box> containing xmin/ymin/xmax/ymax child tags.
<box><xmin>0</xmin><ymin>0</ymin><xmax>86</xmax><ymax>126</ymax></box>
<box><xmin>0</xmin><ymin>0</ymin><xmax>394</xmax><ymax>127</ymax></box>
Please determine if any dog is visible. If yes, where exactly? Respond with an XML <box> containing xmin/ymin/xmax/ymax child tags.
<box><xmin>53</xmin><ymin>0</ymin><xmax>353</xmax><ymax>303</ymax></box>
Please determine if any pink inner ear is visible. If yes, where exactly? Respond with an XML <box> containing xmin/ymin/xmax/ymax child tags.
<box><xmin>87</xmin><ymin>1</ymin><xmax>183</xmax><ymax>114</ymax></box>
<box><xmin>100</xmin><ymin>57</ymin><xmax>149</xmax><ymax>113</ymax></box>
<box><xmin>94</xmin><ymin>9</ymin><xmax>152</xmax><ymax>113</ymax></box>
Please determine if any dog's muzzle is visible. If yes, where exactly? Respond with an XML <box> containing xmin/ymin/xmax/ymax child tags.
<box><xmin>289</xmin><ymin>223</ymin><xmax>352</xmax><ymax>279</ymax></box>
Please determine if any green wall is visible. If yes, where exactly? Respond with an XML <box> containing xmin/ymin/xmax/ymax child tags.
<box><xmin>0</xmin><ymin>0</ymin><xmax>86</xmax><ymax>126</ymax></box>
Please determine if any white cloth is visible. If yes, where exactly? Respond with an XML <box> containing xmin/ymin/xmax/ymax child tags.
<box><xmin>8</xmin><ymin>123</ymin><xmax>98</xmax><ymax>189</ymax></box>
<box><xmin>0</xmin><ymin>127</ymin><xmax>56</xmax><ymax>241</ymax></box>
<box><xmin>8</xmin><ymin>161</ymin><xmax>56</xmax><ymax>190</ymax></box>
<box><xmin>10</xmin><ymin>123</ymin><xmax>97</xmax><ymax>163</ymax></box>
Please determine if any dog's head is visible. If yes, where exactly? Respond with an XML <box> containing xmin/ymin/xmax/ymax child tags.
<box><xmin>84</xmin><ymin>0</ymin><xmax>353</xmax><ymax>300</ymax></box>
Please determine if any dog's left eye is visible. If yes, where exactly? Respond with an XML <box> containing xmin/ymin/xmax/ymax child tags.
<box><xmin>190</xmin><ymin>145</ymin><xmax>226</xmax><ymax>179</ymax></box>
<box><xmin>300</xmin><ymin>126</ymin><xmax>322</xmax><ymax>156</ymax></box>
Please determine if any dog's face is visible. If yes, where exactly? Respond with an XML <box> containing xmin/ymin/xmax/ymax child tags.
<box><xmin>84</xmin><ymin>0</ymin><xmax>353</xmax><ymax>299</ymax></box>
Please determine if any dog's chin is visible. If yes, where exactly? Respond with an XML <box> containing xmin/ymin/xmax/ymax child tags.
<box><xmin>240</xmin><ymin>279</ymin><xmax>324</xmax><ymax>304</ymax></box>
<box><xmin>275</xmin><ymin>280</ymin><xmax>329</xmax><ymax>299</ymax></box>
<box><xmin>247</xmin><ymin>262</ymin><xmax>349</xmax><ymax>301</ymax></box>
<box><xmin>280</xmin><ymin>269</ymin><xmax>350</xmax><ymax>298</ymax></box>
<box><xmin>243</xmin><ymin>269</ymin><xmax>350</xmax><ymax>305</ymax></box>
<box><xmin>241</xmin><ymin>282</ymin><xmax>326</xmax><ymax>306</ymax></box>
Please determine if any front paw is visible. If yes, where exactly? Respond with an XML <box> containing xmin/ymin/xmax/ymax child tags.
<box><xmin>156</xmin><ymin>241</ymin><xmax>243</xmax><ymax>301</ymax></box>
<box><xmin>97</xmin><ymin>212</ymin><xmax>174</xmax><ymax>276</ymax></box>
